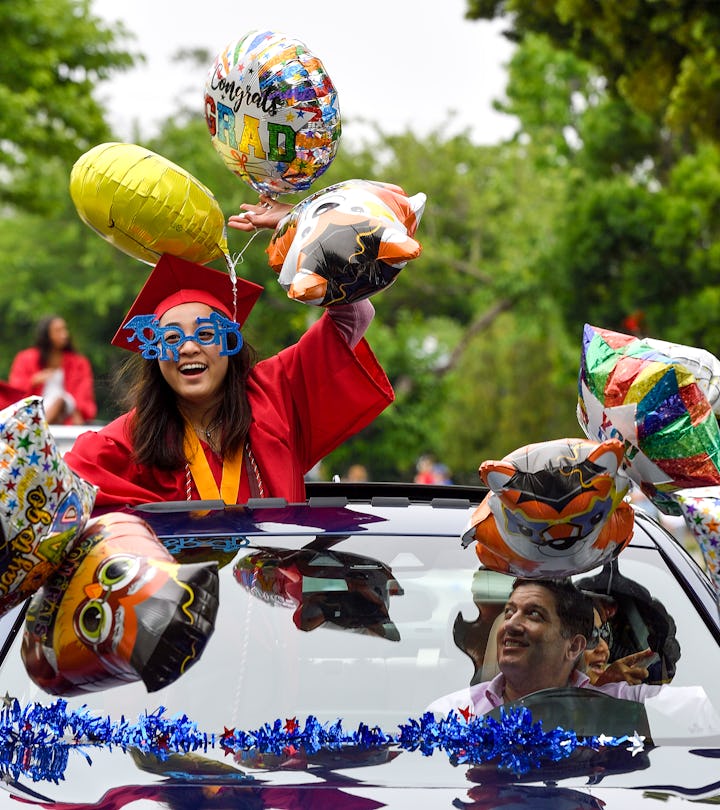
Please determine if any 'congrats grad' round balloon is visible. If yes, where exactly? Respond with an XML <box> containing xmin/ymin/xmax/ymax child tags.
<box><xmin>204</xmin><ymin>30</ymin><xmax>341</xmax><ymax>195</ymax></box>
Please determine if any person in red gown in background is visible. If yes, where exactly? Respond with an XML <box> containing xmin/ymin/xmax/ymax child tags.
<box><xmin>64</xmin><ymin>198</ymin><xmax>394</xmax><ymax>509</ymax></box>
<box><xmin>0</xmin><ymin>381</ymin><xmax>24</xmax><ymax>410</ymax></box>
<box><xmin>8</xmin><ymin>315</ymin><xmax>97</xmax><ymax>425</ymax></box>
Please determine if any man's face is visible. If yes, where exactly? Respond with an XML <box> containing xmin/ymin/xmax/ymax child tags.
<box><xmin>497</xmin><ymin>583</ymin><xmax>584</xmax><ymax>695</ymax></box>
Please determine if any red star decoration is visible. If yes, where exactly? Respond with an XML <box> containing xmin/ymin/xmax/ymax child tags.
<box><xmin>219</xmin><ymin>727</ymin><xmax>235</xmax><ymax>757</ymax></box>
<box><xmin>458</xmin><ymin>706</ymin><xmax>474</xmax><ymax>721</ymax></box>
<box><xmin>284</xmin><ymin>717</ymin><xmax>298</xmax><ymax>733</ymax></box>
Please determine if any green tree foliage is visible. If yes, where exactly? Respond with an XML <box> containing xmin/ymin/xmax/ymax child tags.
<box><xmin>466</xmin><ymin>0</ymin><xmax>720</xmax><ymax>145</ymax></box>
<box><xmin>496</xmin><ymin>33</ymin><xmax>661</xmax><ymax>176</ymax></box>
<box><xmin>0</xmin><ymin>32</ymin><xmax>594</xmax><ymax>479</ymax></box>
<box><xmin>552</xmin><ymin>143</ymin><xmax>720</xmax><ymax>355</ymax></box>
<box><xmin>473</xmin><ymin>14</ymin><xmax>720</xmax><ymax>356</ymax></box>
<box><xmin>0</xmin><ymin>0</ymin><xmax>136</xmax><ymax>212</ymax></box>
<box><xmin>438</xmin><ymin>302</ymin><xmax>580</xmax><ymax>484</ymax></box>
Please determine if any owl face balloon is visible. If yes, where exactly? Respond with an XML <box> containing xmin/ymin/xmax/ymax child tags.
<box><xmin>266</xmin><ymin>179</ymin><xmax>426</xmax><ymax>306</ymax></box>
<box><xmin>0</xmin><ymin>397</ymin><xmax>96</xmax><ymax>614</ymax></box>
<box><xmin>204</xmin><ymin>30</ymin><xmax>341</xmax><ymax>195</ymax></box>
<box><xmin>22</xmin><ymin>512</ymin><xmax>219</xmax><ymax>695</ymax></box>
<box><xmin>462</xmin><ymin>438</ymin><xmax>634</xmax><ymax>578</ymax></box>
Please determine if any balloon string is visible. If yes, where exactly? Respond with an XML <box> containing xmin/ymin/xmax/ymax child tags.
<box><xmin>225</xmin><ymin>230</ymin><xmax>264</xmax><ymax>320</ymax></box>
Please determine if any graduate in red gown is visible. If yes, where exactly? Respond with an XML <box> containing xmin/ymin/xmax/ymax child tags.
<box><xmin>65</xmin><ymin>200</ymin><xmax>394</xmax><ymax>509</ymax></box>
<box><xmin>9</xmin><ymin>315</ymin><xmax>97</xmax><ymax>424</ymax></box>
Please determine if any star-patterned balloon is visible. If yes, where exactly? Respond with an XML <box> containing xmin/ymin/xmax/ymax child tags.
<box><xmin>0</xmin><ymin>396</ymin><xmax>96</xmax><ymax>614</ymax></box>
<box><xmin>671</xmin><ymin>491</ymin><xmax>720</xmax><ymax>593</ymax></box>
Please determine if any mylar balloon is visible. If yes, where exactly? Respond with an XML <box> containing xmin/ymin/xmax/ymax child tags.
<box><xmin>578</xmin><ymin>324</ymin><xmax>720</xmax><ymax>505</ymax></box>
<box><xmin>461</xmin><ymin>438</ymin><xmax>634</xmax><ymax>578</ymax></box>
<box><xmin>0</xmin><ymin>397</ymin><xmax>96</xmax><ymax>615</ymax></box>
<box><xmin>234</xmin><ymin>548</ymin><xmax>301</xmax><ymax>609</ymax></box>
<box><xmin>266</xmin><ymin>179</ymin><xmax>426</xmax><ymax>305</ymax></box>
<box><xmin>22</xmin><ymin>512</ymin><xmax>220</xmax><ymax>695</ymax></box>
<box><xmin>70</xmin><ymin>142</ymin><xmax>230</xmax><ymax>266</ymax></box>
<box><xmin>642</xmin><ymin>337</ymin><xmax>720</xmax><ymax>416</ymax></box>
<box><xmin>204</xmin><ymin>30</ymin><xmax>341</xmax><ymax>195</ymax></box>
<box><xmin>669</xmin><ymin>490</ymin><xmax>720</xmax><ymax>594</ymax></box>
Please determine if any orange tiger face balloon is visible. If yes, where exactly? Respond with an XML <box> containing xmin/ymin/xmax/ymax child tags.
<box><xmin>462</xmin><ymin>438</ymin><xmax>634</xmax><ymax>578</ymax></box>
<box><xmin>22</xmin><ymin>512</ymin><xmax>219</xmax><ymax>695</ymax></box>
<box><xmin>266</xmin><ymin>178</ymin><xmax>426</xmax><ymax>306</ymax></box>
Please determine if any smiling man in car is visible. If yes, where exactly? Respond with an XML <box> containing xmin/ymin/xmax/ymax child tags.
<box><xmin>428</xmin><ymin>578</ymin><xmax>661</xmax><ymax>717</ymax></box>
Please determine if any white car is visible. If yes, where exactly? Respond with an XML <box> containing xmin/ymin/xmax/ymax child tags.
<box><xmin>48</xmin><ymin>423</ymin><xmax>101</xmax><ymax>456</ymax></box>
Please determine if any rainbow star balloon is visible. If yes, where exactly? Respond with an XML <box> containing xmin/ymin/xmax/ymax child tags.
<box><xmin>578</xmin><ymin>324</ymin><xmax>720</xmax><ymax>506</ymax></box>
<box><xmin>671</xmin><ymin>490</ymin><xmax>720</xmax><ymax>594</ymax></box>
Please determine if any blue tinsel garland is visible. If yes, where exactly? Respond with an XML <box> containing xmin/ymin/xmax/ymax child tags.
<box><xmin>0</xmin><ymin>697</ymin><xmax>644</xmax><ymax>785</ymax></box>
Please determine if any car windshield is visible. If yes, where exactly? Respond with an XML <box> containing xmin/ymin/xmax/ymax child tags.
<box><xmin>1</xmin><ymin>513</ymin><xmax>719</xmax><ymax>750</ymax></box>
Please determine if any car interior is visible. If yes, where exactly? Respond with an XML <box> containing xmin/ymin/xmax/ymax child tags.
<box><xmin>454</xmin><ymin>562</ymin><xmax>682</xmax><ymax>689</ymax></box>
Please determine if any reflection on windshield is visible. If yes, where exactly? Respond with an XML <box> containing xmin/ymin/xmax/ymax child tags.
<box><xmin>234</xmin><ymin>546</ymin><xmax>403</xmax><ymax>640</ymax></box>
<box><xmin>428</xmin><ymin>558</ymin><xmax>720</xmax><ymax>742</ymax></box>
<box><xmin>437</xmin><ymin>555</ymin><xmax>720</xmax><ymax>748</ymax></box>
<box><xmin>453</xmin><ymin>562</ymin><xmax>682</xmax><ymax>691</ymax></box>
<box><xmin>576</xmin><ymin>561</ymin><xmax>681</xmax><ymax>684</ymax></box>
<box><xmin>8</xmin><ymin>777</ymin><xmax>387</xmax><ymax>810</ymax></box>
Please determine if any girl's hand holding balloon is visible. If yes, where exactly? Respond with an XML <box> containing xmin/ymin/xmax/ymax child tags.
<box><xmin>228</xmin><ymin>195</ymin><xmax>293</xmax><ymax>232</ymax></box>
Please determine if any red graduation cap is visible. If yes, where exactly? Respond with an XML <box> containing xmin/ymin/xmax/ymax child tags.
<box><xmin>111</xmin><ymin>254</ymin><xmax>263</xmax><ymax>353</ymax></box>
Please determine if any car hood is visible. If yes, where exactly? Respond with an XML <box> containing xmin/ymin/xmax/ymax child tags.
<box><xmin>1</xmin><ymin>742</ymin><xmax>719</xmax><ymax>809</ymax></box>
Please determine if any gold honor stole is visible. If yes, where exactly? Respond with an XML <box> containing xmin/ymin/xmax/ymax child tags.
<box><xmin>183</xmin><ymin>426</ymin><xmax>242</xmax><ymax>503</ymax></box>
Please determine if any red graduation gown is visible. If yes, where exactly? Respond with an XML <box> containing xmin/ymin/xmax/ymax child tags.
<box><xmin>65</xmin><ymin>312</ymin><xmax>393</xmax><ymax>508</ymax></box>
<box><xmin>9</xmin><ymin>347</ymin><xmax>97</xmax><ymax>423</ymax></box>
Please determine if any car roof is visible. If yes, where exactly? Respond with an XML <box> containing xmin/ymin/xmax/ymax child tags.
<box><xmin>129</xmin><ymin>482</ymin><xmax>488</xmax><ymax>540</ymax></box>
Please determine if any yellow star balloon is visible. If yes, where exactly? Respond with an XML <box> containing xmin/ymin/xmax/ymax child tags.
<box><xmin>70</xmin><ymin>142</ymin><xmax>229</xmax><ymax>266</ymax></box>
